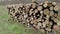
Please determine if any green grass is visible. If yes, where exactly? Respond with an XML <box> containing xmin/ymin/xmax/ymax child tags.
<box><xmin>0</xmin><ymin>5</ymin><xmax>60</xmax><ymax>34</ymax></box>
<box><xmin>0</xmin><ymin>5</ymin><xmax>31</xmax><ymax>34</ymax></box>
<box><xmin>0</xmin><ymin>5</ymin><xmax>41</xmax><ymax>34</ymax></box>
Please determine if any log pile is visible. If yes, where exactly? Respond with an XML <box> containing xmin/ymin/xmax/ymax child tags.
<box><xmin>7</xmin><ymin>1</ymin><xmax>60</xmax><ymax>34</ymax></box>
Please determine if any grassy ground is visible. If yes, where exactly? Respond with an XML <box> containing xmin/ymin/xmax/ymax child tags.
<box><xmin>0</xmin><ymin>5</ymin><xmax>60</xmax><ymax>34</ymax></box>
<box><xmin>0</xmin><ymin>5</ymin><xmax>32</xmax><ymax>34</ymax></box>
<box><xmin>0</xmin><ymin>5</ymin><xmax>42</xmax><ymax>34</ymax></box>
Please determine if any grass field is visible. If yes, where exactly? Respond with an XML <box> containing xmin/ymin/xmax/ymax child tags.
<box><xmin>0</xmin><ymin>5</ymin><xmax>32</xmax><ymax>34</ymax></box>
<box><xmin>0</xmin><ymin>5</ymin><xmax>60</xmax><ymax>34</ymax></box>
<box><xmin>0</xmin><ymin>5</ymin><xmax>42</xmax><ymax>34</ymax></box>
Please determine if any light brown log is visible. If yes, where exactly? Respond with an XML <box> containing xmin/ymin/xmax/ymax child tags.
<box><xmin>46</xmin><ymin>28</ymin><xmax>51</xmax><ymax>31</ymax></box>
<box><xmin>53</xmin><ymin>25</ymin><xmax>59</xmax><ymax>31</ymax></box>
<box><xmin>44</xmin><ymin>9</ymin><xmax>49</xmax><ymax>15</ymax></box>
<box><xmin>40</xmin><ymin>11</ymin><xmax>43</xmax><ymax>14</ymax></box>
<box><xmin>54</xmin><ymin>13</ymin><xmax>58</xmax><ymax>18</ymax></box>
<box><xmin>37</xmin><ymin>22</ymin><xmax>42</xmax><ymax>27</ymax></box>
<box><xmin>31</xmin><ymin>0</ymin><xmax>36</xmax><ymax>3</ymax></box>
<box><xmin>26</xmin><ymin>4</ymin><xmax>31</xmax><ymax>9</ymax></box>
<box><xmin>49</xmin><ymin>6</ymin><xmax>54</xmax><ymax>11</ymax></box>
<box><xmin>54</xmin><ymin>5</ymin><xmax>60</xmax><ymax>11</ymax></box>
<box><xmin>54</xmin><ymin>18</ymin><xmax>58</xmax><ymax>23</ymax></box>
<box><xmin>52</xmin><ymin>2</ymin><xmax>57</xmax><ymax>5</ymax></box>
<box><xmin>39</xmin><ymin>29</ymin><xmax>45</xmax><ymax>33</ymax></box>
<box><xmin>32</xmin><ymin>3</ymin><xmax>36</xmax><ymax>9</ymax></box>
<box><xmin>46</xmin><ymin>15</ymin><xmax>50</xmax><ymax>20</ymax></box>
<box><xmin>34</xmin><ymin>9</ymin><xmax>38</xmax><ymax>13</ymax></box>
<box><xmin>32</xmin><ymin>19</ymin><xmax>38</xmax><ymax>25</ymax></box>
<box><xmin>43</xmin><ymin>3</ymin><xmax>48</xmax><ymax>8</ymax></box>
<box><xmin>51</xmin><ymin>17</ymin><xmax>55</xmax><ymax>20</ymax></box>
<box><xmin>44</xmin><ymin>20</ymin><xmax>49</xmax><ymax>25</ymax></box>
<box><xmin>42</xmin><ymin>23</ymin><xmax>46</xmax><ymax>28</ymax></box>
<box><xmin>29</xmin><ymin>9</ymin><xmax>33</xmax><ymax>15</ymax></box>
<box><xmin>39</xmin><ymin>3</ymin><xmax>43</xmax><ymax>6</ymax></box>
<box><xmin>37</xmin><ymin>6</ymin><xmax>42</xmax><ymax>11</ymax></box>
<box><xmin>49</xmin><ymin>11</ymin><xmax>54</xmax><ymax>16</ymax></box>
<box><xmin>57</xmin><ymin>21</ymin><xmax>60</xmax><ymax>25</ymax></box>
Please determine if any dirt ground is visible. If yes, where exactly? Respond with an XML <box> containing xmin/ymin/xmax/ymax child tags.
<box><xmin>0</xmin><ymin>0</ymin><xmax>60</xmax><ymax>5</ymax></box>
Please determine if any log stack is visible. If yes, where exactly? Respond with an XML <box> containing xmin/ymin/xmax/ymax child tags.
<box><xmin>7</xmin><ymin>1</ymin><xmax>60</xmax><ymax>34</ymax></box>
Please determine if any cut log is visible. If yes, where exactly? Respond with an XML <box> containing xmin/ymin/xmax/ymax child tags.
<box><xmin>49</xmin><ymin>6</ymin><xmax>54</xmax><ymax>11</ymax></box>
<box><xmin>34</xmin><ymin>9</ymin><xmax>38</xmax><ymax>13</ymax></box>
<box><xmin>37</xmin><ymin>6</ymin><xmax>42</xmax><ymax>11</ymax></box>
<box><xmin>44</xmin><ymin>9</ymin><xmax>49</xmax><ymax>15</ymax></box>
<box><xmin>52</xmin><ymin>2</ymin><xmax>57</xmax><ymax>5</ymax></box>
<box><xmin>54</xmin><ymin>5</ymin><xmax>60</xmax><ymax>11</ymax></box>
<box><xmin>32</xmin><ymin>3</ymin><xmax>36</xmax><ymax>9</ymax></box>
<box><xmin>54</xmin><ymin>18</ymin><xmax>58</xmax><ymax>23</ymax></box>
<box><xmin>49</xmin><ymin>11</ymin><xmax>54</xmax><ymax>16</ymax></box>
<box><xmin>43</xmin><ymin>3</ymin><xmax>48</xmax><ymax>8</ymax></box>
<box><xmin>53</xmin><ymin>25</ymin><xmax>59</xmax><ymax>31</ymax></box>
